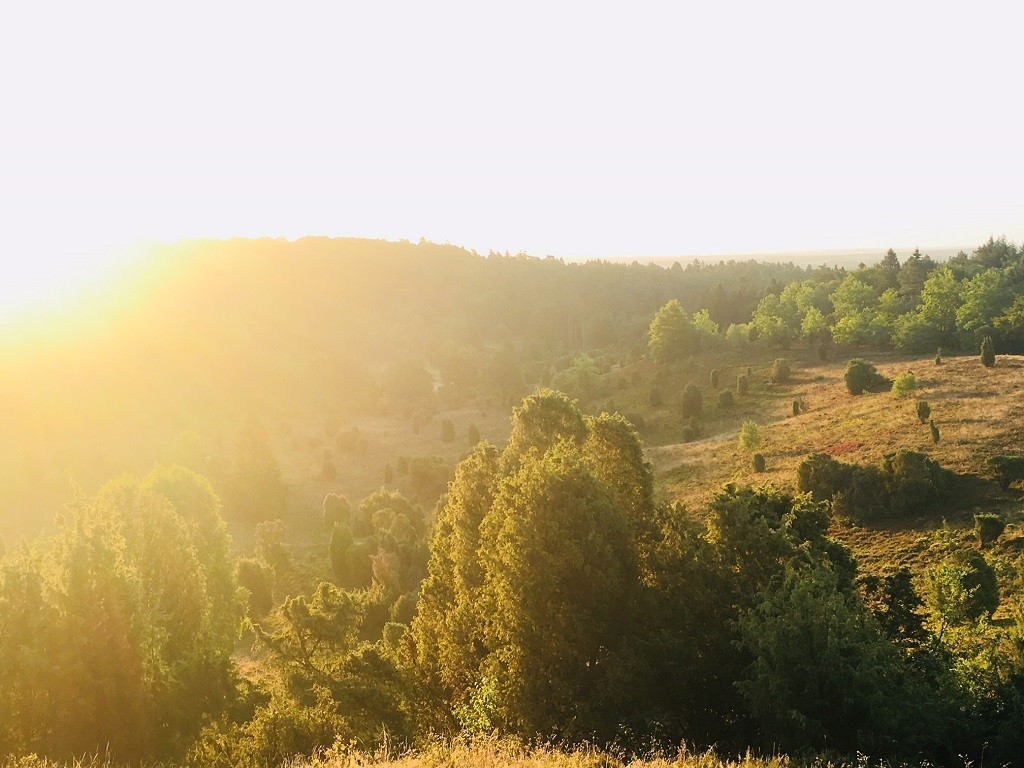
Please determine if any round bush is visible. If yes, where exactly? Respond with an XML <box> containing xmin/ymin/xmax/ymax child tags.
<box><xmin>891</xmin><ymin>371</ymin><xmax>917</xmax><ymax>398</ymax></box>
<box><xmin>845</xmin><ymin>359</ymin><xmax>889</xmax><ymax>395</ymax></box>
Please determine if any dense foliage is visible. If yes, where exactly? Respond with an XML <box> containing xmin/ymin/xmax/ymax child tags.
<box><xmin>797</xmin><ymin>450</ymin><xmax>953</xmax><ymax>523</ymax></box>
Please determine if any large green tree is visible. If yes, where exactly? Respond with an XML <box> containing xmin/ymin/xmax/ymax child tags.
<box><xmin>648</xmin><ymin>299</ymin><xmax>698</xmax><ymax>362</ymax></box>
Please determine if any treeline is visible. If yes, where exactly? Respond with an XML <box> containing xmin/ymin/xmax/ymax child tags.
<box><xmin>5</xmin><ymin>392</ymin><xmax>1024</xmax><ymax>767</ymax></box>
<box><xmin>739</xmin><ymin>237</ymin><xmax>1024</xmax><ymax>354</ymax></box>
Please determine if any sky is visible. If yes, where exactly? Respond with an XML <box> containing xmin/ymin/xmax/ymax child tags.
<box><xmin>1</xmin><ymin>1</ymin><xmax>1022</xmax><ymax>313</ymax></box>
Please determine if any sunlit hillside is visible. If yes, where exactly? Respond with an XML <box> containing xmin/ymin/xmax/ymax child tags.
<box><xmin>0</xmin><ymin>237</ymin><xmax>808</xmax><ymax>537</ymax></box>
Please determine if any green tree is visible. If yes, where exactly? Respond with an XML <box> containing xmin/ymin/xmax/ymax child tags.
<box><xmin>739</xmin><ymin>420</ymin><xmax>762</xmax><ymax>451</ymax></box>
<box><xmin>409</xmin><ymin>443</ymin><xmax>500</xmax><ymax>721</ymax></box>
<box><xmin>227</xmin><ymin>417</ymin><xmax>286</xmax><ymax>520</ymax></box>
<box><xmin>738</xmin><ymin>565</ymin><xmax>913</xmax><ymax>755</ymax></box>
<box><xmin>478</xmin><ymin>443</ymin><xmax>638</xmax><ymax>737</ymax></box>
<box><xmin>830</xmin><ymin>275</ymin><xmax>880</xmax><ymax>346</ymax></box>
<box><xmin>926</xmin><ymin>548</ymin><xmax>999</xmax><ymax>638</ymax></box>
<box><xmin>569</xmin><ymin>353</ymin><xmax>600</xmax><ymax>399</ymax></box>
<box><xmin>504</xmin><ymin>389</ymin><xmax>587</xmax><ymax>462</ymax></box>
<box><xmin>918</xmin><ymin>267</ymin><xmax>962</xmax><ymax>347</ymax></box>
<box><xmin>648</xmin><ymin>300</ymin><xmax>697</xmax><ymax>363</ymax></box>
<box><xmin>0</xmin><ymin>472</ymin><xmax>241</xmax><ymax>761</ymax></box>
<box><xmin>957</xmin><ymin>269</ymin><xmax>1011</xmax><ymax>343</ymax></box>
<box><xmin>981</xmin><ymin>335</ymin><xmax>996</xmax><ymax>367</ymax></box>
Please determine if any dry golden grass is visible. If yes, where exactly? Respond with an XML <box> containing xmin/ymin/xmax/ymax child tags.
<box><xmin>650</xmin><ymin>353</ymin><xmax>1024</xmax><ymax>574</ymax></box>
<box><xmin>0</xmin><ymin>743</ymin><xmax>874</xmax><ymax>768</ymax></box>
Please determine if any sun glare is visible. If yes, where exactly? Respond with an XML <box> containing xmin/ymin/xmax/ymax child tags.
<box><xmin>0</xmin><ymin>247</ymin><xmax>140</xmax><ymax>324</ymax></box>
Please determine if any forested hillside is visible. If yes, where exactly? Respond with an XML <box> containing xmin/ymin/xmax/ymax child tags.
<box><xmin>3</xmin><ymin>236</ymin><xmax>1024</xmax><ymax>768</ymax></box>
<box><xmin>0</xmin><ymin>237</ymin><xmax>809</xmax><ymax>531</ymax></box>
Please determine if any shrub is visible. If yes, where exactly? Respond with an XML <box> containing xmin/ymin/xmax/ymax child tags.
<box><xmin>322</xmin><ymin>493</ymin><xmax>351</xmax><ymax>526</ymax></box>
<box><xmin>770</xmin><ymin>358</ymin><xmax>791</xmax><ymax>384</ymax></box>
<box><xmin>797</xmin><ymin>453</ymin><xmax>850</xmax><ymax>502</ymax></box>
<box><xmin>792</xmin><ymin>400</ymin><xmax>800</xmax><ymax>417</ymax></box>
<box><xmin>408</xmin><ymin>455</ymin><xmax>451</xmax><ymax>498</ymax></box>
<box><xmin>987</xmin><ymin>455</ymin><xmax>1024</xmax><ymax>490</ymax></box>
<box><xmin>680</xmin><ymin>383</ymin><xmax>703</xmax><ymax>418</ymax></box>
<box><xmin>797</xmin><ymin>449</ymin><xmax>952</xmax><ymax>523</ymax></box>
<box><xmin>891</xmin><ymin>371</ymin><xmax>917</xmax><ymax>397</ymax></box>
<box><xmin>441</xmin><ymin>418</ymin><xmax>456</xmax><ymax>443</ymax></box>
<box><xmin>974</xmin><ymin>513</ymin><xmax>1006</xmax><ymax>547</ymax></box>
<box><xmin>710</xmin><ymin>369</ymin><xmax>721</xmax><ymax>389</ymax></box>
<box><xmin>718</xmin><ymin>390</ymin><xmax>735</xmax><ymax>408</ymax></box>
<box><xmin>916</xmin><ymin>400</ymin><xmax>931</xmax><ymax>424</ymax></box>
<box><xmin>329</xmin><ymin>522</ymin><xmax>354</xmax><ymax>581</ymax></box>
<box><xmin>752</xmin><ymin>453</ymin><xmax>766</xmax><ymax>472</ymax></box>
<box><xmin>650</xmin><ymin>386</ymin><xmax>663</xmax><ymax>407</ymax></box>
<box><xmin>817</xmin><ymin>342</ymin><xmax>829</xmax><ymax>361</ymax></box>
<box><xmin>981</xmin><ymin>335</ymin><xmax>996</xmax><ymax>367</ymax></box>
<box><xmin>467</xmin><ymin>423</ymin><xmax>481</xmax><ymax>446</ymax></box>
<box><xmin>845</xmin><ymin>359</ymin><xmax>890</xmax><ymax>395</ymax></box>
<box><xmin>930</xmin><ymin>420</ymin><xmax>940</xmax><ymax>443</ymax></box>
<box><xmin>880</xmin><ymin>449</ymin><xmax>954</xmax><ymax>517</ymax></box>
<box><xmin>236</xmin><ymin>557</ymin><xmax>273</xmax><ymax>616</ymax></box>
<box><xmin>935</xmin><ymin>348</ymin><xmax>943</xmax><ymax>366</ymax></box>
<box><xmin>737</xmin><ymin>374</ymin><xmax>749</xmax><ymax>396</ymax></box>
<box><xmin>681</xmin><ymin>425</ymin><xmax>697</xmax><ymax>443</ymax></box>
<box><xmin>739</xmin><ymin>420</ymin><xmax>762</xmax><ymax>451</ymax></box>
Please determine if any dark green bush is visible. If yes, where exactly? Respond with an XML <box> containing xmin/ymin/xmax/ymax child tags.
<box><xmin>916</xmin><ymin>400</ymin><xmax>931</xmax><ymax>424</ymax></box>
<box><xmin>981</xmin><ymin>335</ymin><xmax>996</xmax><ymax>367</ymax></box>
<box><xmin>797</xmin><ymin>449</ymin><xmax>952</xmax><ymax>523</ymax></box>
<box><xmin>467</xmin><ymin>423</ymin><xmax>481</xmax><ymax>446</ymax></box>
<box><xmin>988</xmin><ymin>455</ymin><xmax>1024</xmax><ymax>490</ymax></box>
<box><xmin>930</xmin><ymin>420</ymin><xmax>940</xmax><ymax>443</ymax></box>
<box><xmin>752</xmin><ymin>453</ymin><xmax>766</xmax><ymax>472</ymax></box>
<box><xmin>770</xmin><ymin>358</ymin><xmax>791</xmax><ymax>384</ymax></box>
<box><xmin>650</xmin><ymin>386</ymin><xmax>663</xmax><ymax>407</ymax></box>
<box><xmin>737</xmin><ymin>374</ymin><xmax>749</xmax><ymax>396</ymax></box>
<box><xmin>974</xmin><ymin>512</ymin><xmax>1006</xmax><ymax>547</ymax></box>
<box><xmin>322</xmin><ymin>493</ymin><xmax>351</xmax><ymax>526</ymax></box>
<box><xmin>236</xmin><ymin>557</ymin><xmax>274</xmax><ymax>617</ymax></box>
<box><xmin>680</xmin><ymin>383</ymin><xmax>703</xmax><ymax>418</ymax></box>
<box><xmin>880</xmin><ymin>449</ymin><xmax>953</xmax><ymax>517</ymax></box>
<box><xmin>792</xmin><ymin>400</ymin><xmax>800</xmax><ymax>417</ymax></box>
<box><xmin>844</xmin><ymin>359</ymin><xmax>890</xmax><ymax>395</ymax></box>
<box><xmin>719</xmin><ymin>390</ymin><xmax>735</xmax><ymax>408</ymax></box>
<box><xmin>797</xmin><ymin>453</ymin><xmax>850</xmax><ymax>503</ymax></box>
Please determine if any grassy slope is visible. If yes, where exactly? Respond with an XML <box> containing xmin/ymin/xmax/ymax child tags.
<box><xmin>647</xmin><ymin>352</ymin><xmax>1024</xmax><ymax>576</ymax></box>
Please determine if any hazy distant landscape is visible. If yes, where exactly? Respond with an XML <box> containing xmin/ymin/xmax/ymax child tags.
<box><xmin>4</xmin><ymin>235</ymin><xmax>1024</xmax><ymax>768</ymax></box>
<box><xmin>4</xmin><ymin>0</ymin><xmax>1024</xmax><ymax>765</ymax></box>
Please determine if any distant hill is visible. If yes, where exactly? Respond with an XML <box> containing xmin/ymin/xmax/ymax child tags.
<box><xmin>0</xmin><ymin>237</ymin><xmax>816</xmax><ymax>534</ymax></box>
<box><xmin>596</xmin><ymin>246</ymin><xmax>969</xmax><ymax>270</ymax></box>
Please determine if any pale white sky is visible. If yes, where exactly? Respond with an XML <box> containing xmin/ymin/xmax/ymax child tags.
<box><xmin>0</xmin><ymin>1</ymin><xmax>1022</xmax><ymax>311</ymax></box>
